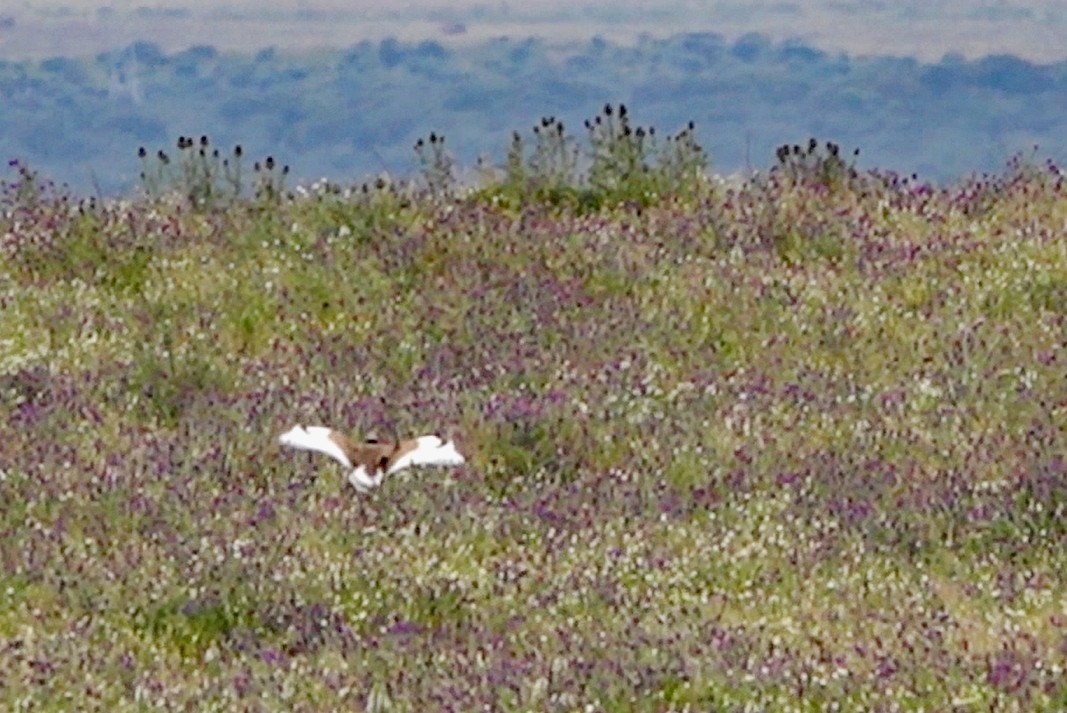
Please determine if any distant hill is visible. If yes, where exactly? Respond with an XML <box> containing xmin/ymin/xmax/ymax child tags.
<box><xmin>3</xmin><ymin>33</ymin><xmax>1067</xmax><ymax>194</ymax></box>
<box><xmin>6</xmin><ymin>1</ymin><xmax>1067</xmax><ymax>64</ymax></box>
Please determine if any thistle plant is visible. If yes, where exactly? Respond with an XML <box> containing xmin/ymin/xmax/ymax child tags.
<box><xmin>138</xmin><ymin>135</ymin><xmax>249</xmax><ymax>209</ymax></box>
<box><xmin>483</xmin><ymin>104</ymin><xmax>708</xmax><ymax>210</ymax></box>
<box><xmin>656</xmin><ymin>120</ymin><xmax>707</xmax><ymax>195</ymax></box>
<box><xmin>584</xmin><ymin>103</ymin><xmax>708</xmax><ymax>205</ymax></box>
<box><xmin>414</xmin><ymin>131</ymin><xmax>455</xmax><ymax>199</ymax></box>
<box><xmin>252</xmin><ymin>154</ymin><xmax>290</xmax><ymax>205</ymax></box>
<box><xmin>773</xmin><ymin>137</ymin><xmax>860</xmax><ymax>190</ymax></box>
<box><xmin>585</xmin><ymin>102</ymin><xmax>649</xmax><ymax>198</ymax></box>
<box><xmin>136</xmin><ymin>146</ymin><xmax>170</xmax><ymax>198</ymax></box>
<box><xmin>528</xmin><ymin>116</ymin><xmax>581</xmax><ymax>194</ymax></box>
<box><xmin>1</xmin><ymin>158</ymin><xmax>46</xmax><ymax>211</ymax></box>
<box><xmin>503</xmin><ymin>130</ymin><xmax>526</xmax><ymax>188</ymax></box>
<box><xmin>488</xmin><ymin>116</ymin><xmax>582</xmax><ymax>207</ymax></box>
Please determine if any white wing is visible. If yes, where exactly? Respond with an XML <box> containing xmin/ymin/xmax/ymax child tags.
<box><xmin>278</xmin><ymin>425</ymin><xmax>352</xmax><ymax>468</ymax></box>
<box><xmin>387</xmin><ymin>435</ymin><xmax>465</xmax><ymax>474</ymax></box>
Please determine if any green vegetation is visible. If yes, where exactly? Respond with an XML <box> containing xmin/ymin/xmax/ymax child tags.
<box><xmin>1</xmin><ymin>136</ymin><xmax>1066</xmax><ymax>710</ymax></box>
<box><xmin>469</xmin><ymin>104</ymin><xmax>707</xmax><ymax>211</ymax></box>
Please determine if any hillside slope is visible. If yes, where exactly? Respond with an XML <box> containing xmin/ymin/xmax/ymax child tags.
<box><xmin>2</xmin><ymin>161</ymin><xmax>1066</xmax><ymax>709</ymax></box>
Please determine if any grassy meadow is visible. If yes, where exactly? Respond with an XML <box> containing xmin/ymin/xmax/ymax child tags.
<box><xmin>1</xmin><ymin>135</ymin><xmax>1067</xmax><ymax>711</ymax></box>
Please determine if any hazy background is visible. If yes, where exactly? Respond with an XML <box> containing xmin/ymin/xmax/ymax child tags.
<box><xmin>7</xmin><ymin>1</ymin><xmax>1067</xmax><ymax>62</ymax></box>
<box><xmin>3</xmin><ymin>1</ymin><xmax>1067</xmax><ymax>192</ymax></box>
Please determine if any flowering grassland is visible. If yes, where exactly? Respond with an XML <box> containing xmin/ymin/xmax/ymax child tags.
<box><xmin>1</xmin><ymin>157</ymin><xmax>1067</xmax><ymax>711</ymax></box>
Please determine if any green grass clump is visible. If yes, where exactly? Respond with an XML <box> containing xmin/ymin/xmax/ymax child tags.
<box><xmin>464</xmin><ymin>103</ymin><xmax>708</xmax><ymax>210</ymax></box>
<box><xmin>1</xmin><ymin>139</ymin><xmax>1067</xmax><ymax>711</ymax></box>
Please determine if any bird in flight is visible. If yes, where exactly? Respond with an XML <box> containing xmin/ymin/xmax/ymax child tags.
<box><xmin>278</xmin><ymin>425</ymin><xmax>465</xmax><ymax>492</ymax></box>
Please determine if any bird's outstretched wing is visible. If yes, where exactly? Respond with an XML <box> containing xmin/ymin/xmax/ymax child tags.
<box><xmin>278</xmin><ymin>425</ymin><xmax>352</xmax><ymax>468</ymax></box>
<box><xmin>387</xmin><ymin>435</ymin><xmax>465</xmax><ymax>474</ymax></box>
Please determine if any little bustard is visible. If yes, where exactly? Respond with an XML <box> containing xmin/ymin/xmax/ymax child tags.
<box><xmin>278</xmin><ymin>425</ymin><xmax>465</xmax><ymax>492</ymax></box>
